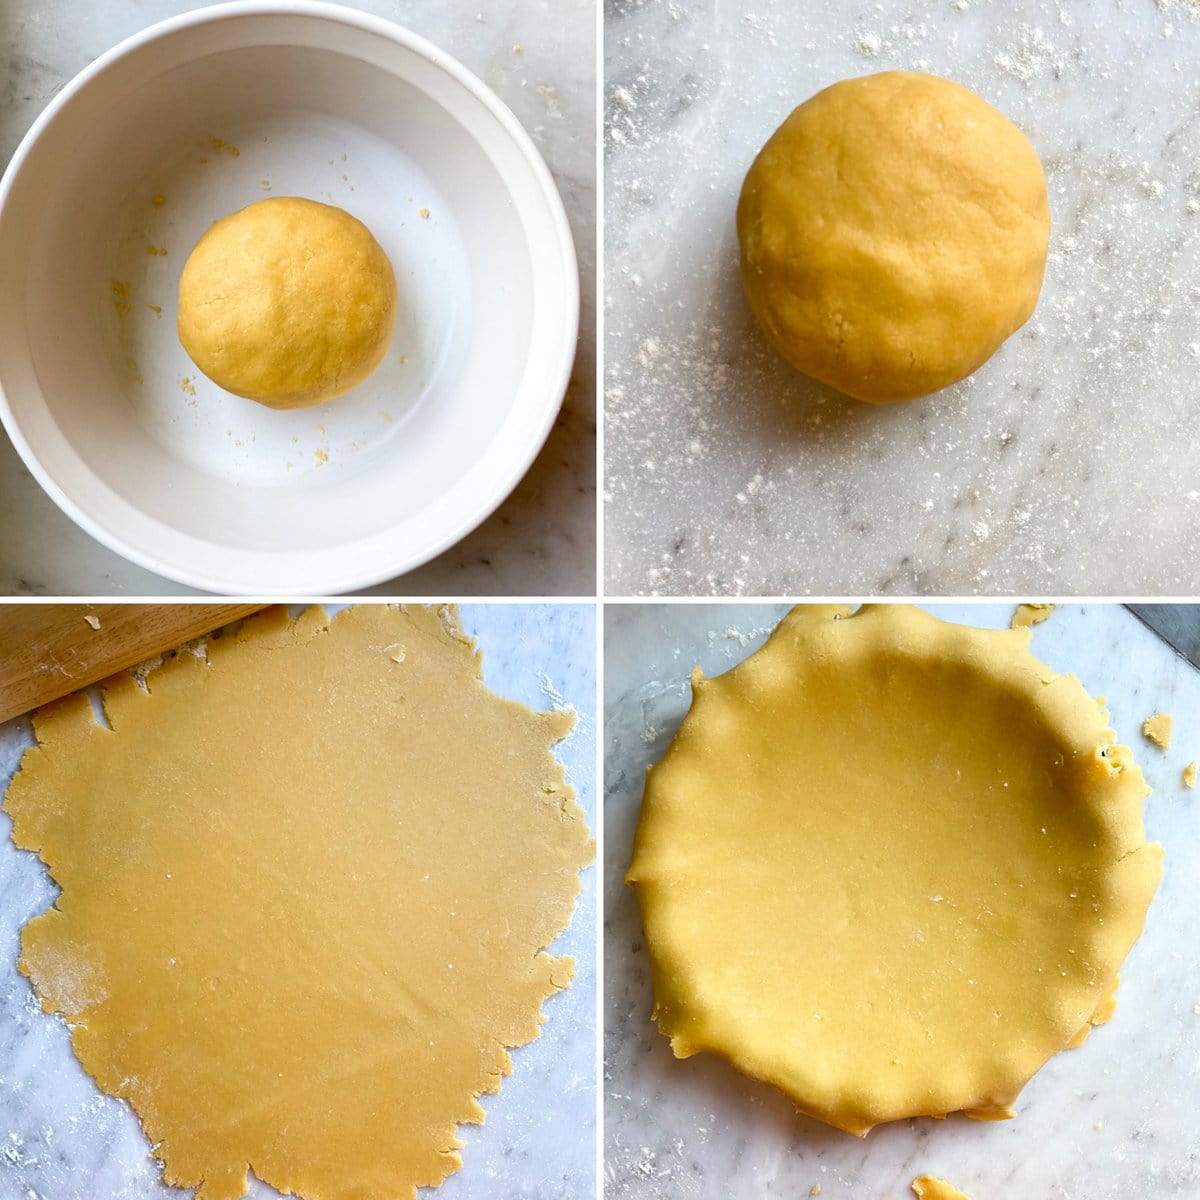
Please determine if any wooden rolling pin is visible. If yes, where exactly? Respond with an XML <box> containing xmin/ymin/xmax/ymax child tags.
<box><xmin>0</xmin><ymin>604</ymin><xmax>265</xmax><ymax>723</ymax></box>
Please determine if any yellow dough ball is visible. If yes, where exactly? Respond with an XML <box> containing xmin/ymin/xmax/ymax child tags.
<box><xmin>177</xmin><ymin>197</ymin><xmax>397</xmax><ymax>410</ymax></box>
<box><xmin>736</xmin><ymin>72</ymin><xmax>1050</xmax><ymax>405</ymax></box>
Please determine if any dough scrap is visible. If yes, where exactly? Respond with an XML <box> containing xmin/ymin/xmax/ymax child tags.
<box><xmin>177</xmin><ymin>197</ymin><xmax>397</xmax><ymax>409</ymax></box>
<box><xmin>1011</xmin><ymin>603</ymin><xmax>1054</xmax><ymax>629</ymax></box>
<box><xmin>737</xmin><ymin>72</ymin><xmax>1049</xmax><ymax>404</ymax></box>
<box><xmin>4</xmin><ymin>605</ymin><xmax>593</xmax><ymax>1200</ymax></box>
<box><xmin>913</xmin><ymin>1176</ymin><xmax>972</xmax><ymax>1200</ymax></box>
<box><xmin>628</xmin><ymin>605</ymin><xmax>1162</xmax><ymax>1136</ymax></box>
<box><xmin>1141</xmin><ymin>712</ymin><xmax>1172</xmax><ymax>750</ymax></box>
<box><xmin>1184</xmin><ymin>762</ymin><xmax>1197</xmax><ymax>789</ymax></box>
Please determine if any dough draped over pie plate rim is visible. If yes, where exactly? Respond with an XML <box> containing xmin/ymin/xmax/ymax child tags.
<box><xmin>628</xmin><ymin>604</ymin><xmax>1162</xmax><ymax>1136</ymax></box>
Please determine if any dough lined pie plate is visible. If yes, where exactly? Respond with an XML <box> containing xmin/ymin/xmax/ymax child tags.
<box><xmin>627</xmin><ymin>604</ymin><xmax>1162</xmax><ymax>1135</ymax></box>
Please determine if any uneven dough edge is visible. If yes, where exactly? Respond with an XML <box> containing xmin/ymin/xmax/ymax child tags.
<box><xmin>628</xmin><ymin>604</ymin><xmax>1162</xmax><ymax>1137</ymax></box>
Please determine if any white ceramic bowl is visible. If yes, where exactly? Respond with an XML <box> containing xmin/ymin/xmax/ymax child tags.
<box><xmin>0</xmin><ymin>1</ymin><xmax>578</xmax><ymax>594</ymax></box>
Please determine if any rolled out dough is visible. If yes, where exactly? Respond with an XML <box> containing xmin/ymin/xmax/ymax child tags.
<box><xmin>628</xmin><ymin>605</ymin><xmax>1162</xmax><ymax>1136</ymax></box>
<box><xmin>3</xmin><ymin>605</ymin><xmax>594</xmax><ymax>1200</ymax></box>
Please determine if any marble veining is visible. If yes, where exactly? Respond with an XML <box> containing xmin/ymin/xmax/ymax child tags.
<box><xmin>0</xmin><ymin>0</ymin><xmax>595</xmax><ymax>597</ymax></box>
<box><xmin>0</xmin><ymin>602</ymin><xmax>597</xmax><ymax>1199</ymax></box>
<box><xmin>604</xmin><ymin>0</ymin><xmax>1200</xmax><ymax>596</ymax></box>
<box><xmin>604</xmin><ymin>602</ymin><xmax>1200</xmax><ymax>1198</ymax></box>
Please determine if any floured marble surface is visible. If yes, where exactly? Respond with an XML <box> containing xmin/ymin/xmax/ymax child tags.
<box><xmin>605</xmin><ymin>0</ymin><xmax>1200</xmax><ymax>596</ymax></box>
<box><xmin>0</xmin><ymin>604</ymin><xmax>597</xmax><ymax>1200</ymax></box>
<box><xmin>604</xmin><ymin>602</ymin><xmax>1200</xmax><ymax>1198</ymax></box>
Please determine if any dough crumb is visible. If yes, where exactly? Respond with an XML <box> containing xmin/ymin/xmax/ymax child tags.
<box><xmin>810</xmin><ymin>1187</ymin><xmax>821</xmax><ymax>1196</ymax></box>
<box><xmin>1184</xmin><ymin>762</ymin><xmax>1197</xmax><ymax>788</ymax></box>
<box><xmin>419</xmin><ymin>207</ymin><xmax>431</xmax><ymax>219</ymax></box>
<box><xmin>110</xmin><ymin>279</ymin><xmax>132</xmax><ymax>317</ymax></box>
<box><xmin>315</xmin><ymin>449</ymin><xmax>329</xmax><ymax>465</ymax></box>
<box><xmin>1011</xmin><ymin>602</ymin><xmax>1054</xmax><ymax>628</ymax></box>
<box><xmin>913</xmin><ymin>1176</ymin><xmax>972</xmax><ymax>1200</ymax></box>
<box><xmin>1141</xmin><ymin>713</ymin><xmax>1172</xmax><ymax>750</ymax></box>
<box><xmin>82</xmin><ymin>615</ymin><xmax>101</xmax><ymax>631</ymax></box>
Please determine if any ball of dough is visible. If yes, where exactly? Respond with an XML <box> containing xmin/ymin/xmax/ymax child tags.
<box><xmin>736</xmin><ymin>72</ymin><xmax>1050</xmax><ymax>405</ymax></box>
<box><xmin>177</xmin><ymin>197</ymin><xmax>397</xmax><ymax>409</ymax></box>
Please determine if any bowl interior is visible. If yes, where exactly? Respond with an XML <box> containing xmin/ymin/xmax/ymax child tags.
<box><xmin>0</xmin><ymin>8</ymin><xmax>575</xmax><ymax>590</ymax></box>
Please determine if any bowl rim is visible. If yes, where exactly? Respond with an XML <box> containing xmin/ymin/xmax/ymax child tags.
<box><xmin>0</xmin><ymin>0</ymin><xmax>581</xmax><ymax>595</ymax></box>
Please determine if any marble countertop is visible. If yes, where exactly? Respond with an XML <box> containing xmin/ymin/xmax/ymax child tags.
<box><xmin>604</xmin><ymin>602</ymin><xmax>1200</xmax><ymax>1198</ymax></box>
<box><xmin>0</xmin><ymin>0</ymin><xmax>596</xmax><ymax>597</ymax></box>
<box><xmin>604</xmin><ymin>0</ymin><xmax>1200</xmax><ymax>596</ymax></box>
<box><xmin>0</xmin><ymin>602</ymin><xmax>597</xmax><ymax>1200</ymax></box>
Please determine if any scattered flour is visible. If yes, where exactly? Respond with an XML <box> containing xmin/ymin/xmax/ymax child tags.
<box><xmin>993</xmin><ymin>24</ymin><xmax>1061</xmax><ymax>81</ymax></box>
<box><xmin>706</xmin><ymin>624</ymin><xmax>775</xmax><ymax>651</ymax></box>
<box><xmin>538</xmin><ymin>671</ymin><xmax>570</xmax><ymax>712</ymax></box>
